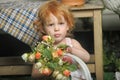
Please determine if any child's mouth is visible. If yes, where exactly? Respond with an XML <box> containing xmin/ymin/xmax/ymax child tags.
<box><xmin>54</xmin><ymin>34</ymin><xmax>61</xmax><ymax>38</ymax></box>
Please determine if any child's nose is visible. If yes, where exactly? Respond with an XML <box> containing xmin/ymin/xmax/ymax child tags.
<box><xmin>54</xmin><ymin>25</ymin><xmax>59</xmax><ymax>31</ymax></box>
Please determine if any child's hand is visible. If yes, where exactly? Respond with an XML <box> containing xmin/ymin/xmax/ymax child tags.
<box><xmin>62</xmin><ymin>55</ymin><xmax>73</xmax><ymax>64</ymax></box>
<box><xmin>66</xmin><ymin>46</ymin><xmax>72</xmax><ymax>53</ymax></box>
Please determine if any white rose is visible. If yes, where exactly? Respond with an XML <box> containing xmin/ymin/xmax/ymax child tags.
<box><xmin>21</xmin><ymin>53</ymin><xmax>28</xmax><ymax>62</ymax></box>
<box><xmin>58</xmin><ymin>59</ymin><xmax>63</xmax><ymax>65</ymax></box>
<box><xmin>39</xmin><ymin>67</ymin><xmax>43</xmax><ymax>74</ymax></box>
<box><xmin>62</xmin><ymin>76</ymin><xmax>68</xmax><ymax>80</ymax></box>
<box><xmin>56</xmin><ymin>73</ymin><xmax>63</xmax><ymax>80</ymax></box>
<box><xmin>35</xmin><ymin>62</ymin><xmax>42</xmax><ymax>69</ymax></box>
<box><xmin>52</xmin><ymin>70</ymin><xmax>59</xmax><ymax>78</ymax></box>
<box><xmin>28</xmin><ymin>54</ymin><xmax>35</xmax><ymax>62</ymax></box>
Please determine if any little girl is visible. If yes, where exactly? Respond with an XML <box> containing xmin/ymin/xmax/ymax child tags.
<box><xmin>32</xmin><ymin>0</ymin><xmax>90</xmax><ymax>80</ymax></box>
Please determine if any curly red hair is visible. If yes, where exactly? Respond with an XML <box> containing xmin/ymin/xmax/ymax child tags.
<box><xmin>34</xmin><ymin>0</ymin><xmax>74</xmax><ymax>36</ymax></box>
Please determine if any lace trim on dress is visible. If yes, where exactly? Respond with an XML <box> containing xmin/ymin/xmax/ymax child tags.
<box><xmin>65</xmin><ymin>38</ymin><xmax>73</xmax><ymax>47</ymax></box>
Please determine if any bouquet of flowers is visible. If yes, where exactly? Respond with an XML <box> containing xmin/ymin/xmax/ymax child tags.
<box><xmin>21</xmin><ymin>35</ymin><xmax>77</xmax><ymax>80</ymax></box>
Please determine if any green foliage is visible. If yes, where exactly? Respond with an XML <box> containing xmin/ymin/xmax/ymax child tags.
<box><xmin>103</xmin><ymin>32</ymin><xmax>120</xmax><ymax>72</ymax></box>
<box><xmin>104</xmin><ymin>72</ymin><xmax>115</xmax><ymax>80</ymax></box>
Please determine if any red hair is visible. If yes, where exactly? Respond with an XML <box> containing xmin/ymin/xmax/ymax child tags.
<box><xmin>34</xmin><ymin>0</ymin><xmax>74</xmax><ymax>36</ymax></box>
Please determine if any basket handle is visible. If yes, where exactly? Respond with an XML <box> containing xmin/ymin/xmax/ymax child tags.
<box><xmin>66</xmin><ymin>54</ymin><xmax>92</xmax><ymax>80</ymax></box>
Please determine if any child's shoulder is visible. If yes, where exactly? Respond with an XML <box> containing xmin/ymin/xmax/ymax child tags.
<box><xmin>65</xmin><ymin>37</ymin><xmax>80</xmax><ymax>46</ymax></box>
<box><xmin>66</xmin><ymin>37</ymin><xmax>79</xmax><ymax>43</ymax></box>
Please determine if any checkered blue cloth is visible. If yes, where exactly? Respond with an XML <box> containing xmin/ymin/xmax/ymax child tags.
<box><xmin>0</xmin><ymin>8</ymin><xmax>40</xmax><ymax>46</ymax></box>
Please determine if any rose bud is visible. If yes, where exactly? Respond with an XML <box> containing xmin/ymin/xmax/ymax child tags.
<box><xmin>58</xmin><ymin>59</ymin><xmax>63</xmax><ymax>65</ymax></box>
<box><xmin>52</xmin><ymin>52</ymin><xmax>58</xmax><ymax>58</ymax></box>
<box><xmin>63</xmin><ymin>69</ymin><xmax>71</xmax><ymax>77</ymax></box>
<box><xmin>62</xmin><ymin>55</ymin><xmax>73</xmax><ymax>64</ymax></box>
<box><xmin>52</xmin><ymin>70</ymin><xmax>59</xmax><ymax>78</ymax></box>
<box><xmin>42</xmin><ymin>35</ymin><xmax>52</xmax><ymax>42</ymax></box>
<box><xmin>21</xmin><ymin>53</ymin><xmax>28</xmax><ymax>62</ymax></box>
<box><xmin>35</xmin><ymin>52</ymin><xmax>41</xmax><ymax>59</ymax></box>
<box><xmin>28</xmin><ymin>54</ymin><xmax>35</xmax><ymax>62</ymax></box>
<box><xmin>56</xmin><ymin>73</ymin><xmax>63</xmax><ymax>80</ymax></box>
<box><xmin>56</xmin><ymin>49</ymin><xmax>63</xmax><ymax>56</ymax></box>
<box><xmin>41</xmin><ymin>67</ymin><xmax>52</xmax><ymax>76</ymax></box>
<box><xmin>42</xmin><ymin>35</ymin><xmax>48</xmax><ymax>41</ymax></box>
<box><xmin>34</xmin><ymin>62</ymin><xmax>42</xmax><ymax>69</ymax></box>
<box><xmin>62</xmin><ymin>76</ymin><xmax>68</xmax><ymax>80</ymax></box>
<box><xmin>39</xmin><ymin>67</ymin><xmax>43</xmax><ymax>74</ymax></box>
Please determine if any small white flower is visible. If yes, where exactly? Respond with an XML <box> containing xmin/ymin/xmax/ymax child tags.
<box><xmin>35</xmin><ymin>62</ymin><xmax>42</xmax><ymax>69</ymax></box>
<box><xmin>28</xmin><ymin>54</ymin><xmax>35</xmax><ymax>62</ymax></box>
<box><xmin>21</xmin><ymin>53</ymin><xmax>28</xmax><ymax>62</ymax></box>
<box><xmin>62</xmin><ymin>76</ymin><xmax>68</xmax><ymax>80</ymax></box>
<box><xmin>58</xmin><ymin>59</ymin><xmax>63</xmax><ymax>65</ymax></box>
<box><xmin>56</xmin><ymin>73</ymin><xmax>63</xmax><ymax>80</ymax></box>
<box><xmin>52</xmin><ymin>70</ymin><xmax>59</xmax><ymax>78</ymax></box>
<box><xmin>39</xmin><ymin>67</ymin><xmax>43</xmax><ymax>74</ymax></box>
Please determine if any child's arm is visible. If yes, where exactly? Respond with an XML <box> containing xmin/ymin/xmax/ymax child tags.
<box><xmin>67</xmin><ymin>39</ymin><xmax>90</xmax><ymax>62</ymax></box>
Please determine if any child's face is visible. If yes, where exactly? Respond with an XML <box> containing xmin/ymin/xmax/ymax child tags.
<box><xmin>44</xmin><ymin>13</ymin><xmax>69</xmax><ymax>43</ymax></box>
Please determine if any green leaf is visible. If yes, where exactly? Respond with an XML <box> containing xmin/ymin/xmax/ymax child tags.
<box><xmin>43</xmin><ymin>48</ymin><xmax>52</xmax><ymax>60</ymax></box>
<box><xmin>36</xmin><ymin>43</ymin><xmax>45</xmax><ymax>52</ymax></box>
<box><xmin>67</xmin><ymin>64</ymin><xmax>77</xmax><ymax>71</ymax></box>
<box><xmin>57</xmin><ymin>44</ymin><xmax>68</xmax><ymax>50</ymax></box>
<box><xmin>47</xmin><ymin>62</ymin><xmax>59</xmax><ymax>69</ymax></box>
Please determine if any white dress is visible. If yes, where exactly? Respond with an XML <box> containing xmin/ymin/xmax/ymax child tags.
<box><xmin>65</xmin><ymin>38</ymin><xmax>85</xmax><ymax>80</ymax></box>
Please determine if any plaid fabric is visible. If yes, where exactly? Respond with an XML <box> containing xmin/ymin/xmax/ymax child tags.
<box><xmin>0</xmin><ymin>8</ymin><xmax>40</xmax><ymax>46</ymax></box>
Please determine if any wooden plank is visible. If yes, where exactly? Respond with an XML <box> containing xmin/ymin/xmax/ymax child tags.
<box><xmin>87</xmin><ymin>64</ymin><xmax>95</xmax><ymax>73</ymax></box>
<box><xmin>0</xmin><ymin>57</ymin><xmax>31</xmax><ymax>65</ymax></box>
<box><xmin>93</xmin><ymin>10</ymin><xmax>103</xmax><ymax>80</ymax></box>
<box><xmin>88</xmin><ymin>54</ymin><xmax>95</xmax><ymax>63</ymax></box>
<box><xmin>0</xmin><ymin>65</ymin><xmax>32</xmax><ymax>75</ymax></box>
<box><xmin>72</xmin><ymin>10</ymin><xmax>93</xmax><ymax>17</ymax></box>
<box><xmin>0</xmin><ymin>64</ymin><xmax>94</xmax><ymax>76</ymax></box>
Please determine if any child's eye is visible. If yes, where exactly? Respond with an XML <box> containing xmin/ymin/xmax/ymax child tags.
<box><xmin>48</xmin><ymin>23</ymin><xmax>54</xmax><ymax>27</ymax></box>
<box><xmin>59</xmin><ymin>22</ymin><xmax>64</xmax><ymax>25</ymax></box>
